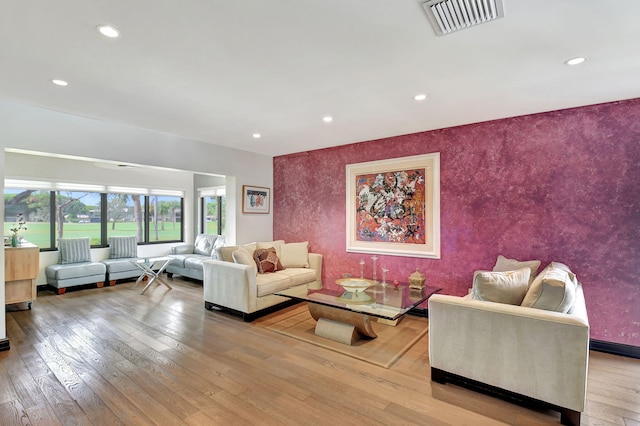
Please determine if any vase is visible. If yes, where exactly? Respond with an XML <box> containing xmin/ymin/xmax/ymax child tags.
<box><xmin>11</xmin><ymin>233</ymin><xmax>19</xmax><ymax>247</ymax></box>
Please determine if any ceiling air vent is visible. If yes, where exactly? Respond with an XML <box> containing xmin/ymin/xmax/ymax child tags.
<box><xmin>422</xmin><ymin>0</ymin><xmax>504</xmax><ymax>36</ymax></box>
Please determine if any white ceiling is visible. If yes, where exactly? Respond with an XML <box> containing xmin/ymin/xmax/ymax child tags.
<box><xmin>1</xmin><ymin>1</ymin><xmax>639</xmax><ymax>157</ymax></box>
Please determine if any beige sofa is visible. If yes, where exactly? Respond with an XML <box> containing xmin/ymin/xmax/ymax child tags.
<box><xmin>202</xmin><ymin>240</ymin><xmax>322</xmax><ymax>321</ymax></box>
<box><xmin>428</xmin><ymin>258</ymin><xmax>589</xmax><ymax>426</ymax></box>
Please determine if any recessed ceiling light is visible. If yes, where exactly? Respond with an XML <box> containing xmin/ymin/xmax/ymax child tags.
<box><xmin>564</xmin><ymin>57</ymin><xmax>587</xmax><ymax>66</ymax></box>
<box><xmin>51</xmin><ymin>79</ymin><xmax>68</xmax><ymax>86</ymax></box>
<box><xmin>252</xmin><ymin>133</ymin><xmax>261</xmax><ymax>139</ymax></box>
<box><xmin>323</xmin><ymin>116</ymin><xmax>333</xmax><ymax>123</ymax></box>
<box><xmin>414</xmin><ymin>94</ymin><xmax>427</xmax><ymax>101</ymax></box>
<box><xmin>97</xmin><ymin>25</ymin><xmax>120</xmax><ymax>38</ymax></box>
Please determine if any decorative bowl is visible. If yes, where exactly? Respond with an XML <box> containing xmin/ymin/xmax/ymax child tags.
<box><xmin>335</xmin><ymin>278</ymin><xmax>377</xmax><ymax>293</ymax></box>
<box><xmin>337</xmin><ymin>290</ymin><xmax>374</xmax><ymax>304</ymax></box>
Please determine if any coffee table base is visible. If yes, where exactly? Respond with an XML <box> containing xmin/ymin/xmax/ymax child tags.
<box><xmin>308</xmin><ymin>302</ymin><xmax>378</xmax><ymax>345</ymax></box>
<box><xmin>315</xmin><ymin>318</ymin><xmax>359</xmax><ymax>345</ymax></box>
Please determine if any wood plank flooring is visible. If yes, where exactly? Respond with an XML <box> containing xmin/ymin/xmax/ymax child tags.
<box><xmin>1</xmin><ymin>277</ymin><xmax>638</xmax><ymax>425</ymax></box>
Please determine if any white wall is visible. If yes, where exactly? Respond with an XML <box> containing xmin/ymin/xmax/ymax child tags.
<box><xmin>0</xmin><ymin>100</ymin><xmax>274</xmax><ymax>341</ymax></box>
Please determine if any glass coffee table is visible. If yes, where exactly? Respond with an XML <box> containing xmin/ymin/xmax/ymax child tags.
<box><xmin>276</xmin><ymin>281</ymin><xmax>441</xmax><ymax>345</ymax></box>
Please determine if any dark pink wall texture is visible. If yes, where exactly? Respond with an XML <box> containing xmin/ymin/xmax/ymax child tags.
<box><xmin>273</xmin><ymin>98</ymin><xmax>640</xmax><ymax>347</ymax></box>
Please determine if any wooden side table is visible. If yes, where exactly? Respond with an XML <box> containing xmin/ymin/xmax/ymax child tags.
<box><xmin>5</xmin><ymin>242</ymin><xmax>39</xmax><ymax>309</ymax></box>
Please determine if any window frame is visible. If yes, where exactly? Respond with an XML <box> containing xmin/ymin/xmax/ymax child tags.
<box><xmin>4</xmin><ymin>188</ymin><xmax>185</xmax><ymax>251</ymax></box>
<box><xmin>200</xmin><ymin>195</ymin><xmax>224</xmax><ymax>236</ymax></box>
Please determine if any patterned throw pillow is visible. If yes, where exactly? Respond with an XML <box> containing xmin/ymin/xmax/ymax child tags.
<box><xmin>109</xmin><ymin>236</ymin><xmax>138</xmax><ymax>259</ymax></box>
<box><xmin>253</xmin><ymin>247</ymin><xmax>285</xmax><ymax>274</ymax></box>
<box><xmin>58</xmin><ymin>237</ymin><xmax>92</xmax><ymax>264</ymax></box>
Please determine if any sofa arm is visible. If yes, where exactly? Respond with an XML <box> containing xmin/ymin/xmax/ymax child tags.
<box><xmin>202</xmin><ymin>259</ymin><xmax>257</xmax><ymax>313</ymax></box>
<box><xmin>171</xmin><ymin>244</ymin><xmax>195</xmax><ymax>255</ymax></box>
<box><xmin>428</xmin><ymin>287</ymin><xmax>589</xmax><ymax>412</ymax></box>
<box><xmin>308</xmin><ymin>253</ymin><xmax>323</xmax><ymax>287</ymax></box>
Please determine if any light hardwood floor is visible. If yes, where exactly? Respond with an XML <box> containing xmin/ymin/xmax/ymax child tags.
<box><xmin>1</xmin><ymin>278</ymin><xmax>638</xmax><ymax>425</ymax></box>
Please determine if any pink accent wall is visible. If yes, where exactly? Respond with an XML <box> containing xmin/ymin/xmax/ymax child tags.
<box><xmin>273</xmin><ymin>98</ymin><xmax>640</xmax><ymax>347</ymax></box>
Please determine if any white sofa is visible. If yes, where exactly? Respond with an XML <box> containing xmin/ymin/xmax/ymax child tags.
<box><xmin>428</xmin><ymin>258</ymin><xmax>589</xmax><ymax>426</ymax></box>
<box><xmin>202</xmin><ymin>240</ymin><xmax>322</xmax><ymax>321</ymax></box>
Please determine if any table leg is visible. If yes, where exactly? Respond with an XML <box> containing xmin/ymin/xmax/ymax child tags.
<box><xmin>139</xmin><ymin>260</ymin><xmax>172</xmax><ymax>294</ymax></box>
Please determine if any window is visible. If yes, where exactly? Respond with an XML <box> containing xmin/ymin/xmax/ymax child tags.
<box><xmin>201</xmin><ymin>195</ymin><xmax>225</xmax><ymax>235</ymax></box>
<box><xmin>147</xmin><ymin>195</ymin><xmax>182</xmax><ymax>242</ymax></box>
<box><xmin>4</xmin><ymin>189</ymin><xmax>52</xmax><ymax>249</ymax></box>
<box><xmin>55</xmin><ymin>191</ymin><xmax>102</xmax><ymax>245</ymax></box>
<box><xmin>4</xmin><ymin>181</ymin><xmax>184</xmax><ymax>250</ymax></box>
<box><xmin>107</xmin><ymin>193</ymin><xmax>145</xmax><ymax>242</ymax></box>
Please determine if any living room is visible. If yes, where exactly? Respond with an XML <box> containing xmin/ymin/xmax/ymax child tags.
<box><xmin>2</xmin><ymin>1</ymin><xmax>639</xmax><ymax>425</ymax></box>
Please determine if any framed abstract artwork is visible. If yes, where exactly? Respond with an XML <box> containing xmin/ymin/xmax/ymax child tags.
<box><xmin>346</xmin><ymin>153</ymin><xmax>440</xmax><ymax>258</ymax></box>
<box><xmin>242</xmin><ymin>185</ymin><xmax>271</xmax><ymax>214</ymax></box>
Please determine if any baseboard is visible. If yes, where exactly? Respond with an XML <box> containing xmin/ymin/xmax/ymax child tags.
<box><xmin>0</xmin><ymin>337</ymin><xmax>10</xmax><ymax>352</ymax></box>
<box><xmin>590</xmin><ymin>339</ymin><xmax>640</xmax><ymax>359</ymax></box>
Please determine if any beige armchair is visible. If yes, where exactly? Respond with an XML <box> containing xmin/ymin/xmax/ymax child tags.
<box><xmin>428</xmin><ymin>284</ymin><xmax>589</xmax><ymax>426</ymax></box>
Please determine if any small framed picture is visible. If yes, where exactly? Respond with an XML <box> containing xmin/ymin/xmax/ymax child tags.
<box><xmin>242</xmin><ymin>185</ymin><xmax>271</xmax><ymax>214</ymax></box>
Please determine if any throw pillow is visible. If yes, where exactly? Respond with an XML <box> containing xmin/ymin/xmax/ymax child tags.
<box><xmin>242</xmin><ymin>242</ymin><xmax>257</xmax><ymax>254</ymax></box>
<box><xmin>193</xmin><ymin>234</ymin><xmax>218</xmax><ymax>256</ymax></box>
<box><xmin>521</xmin><ymin>266</ymin><xmax>576</xmax><ymax>313</ymax></box>
<box><xmin>58</xmin><ymin>237</ymin><xmax>92</xmax><ymax>264</ymax></box>
<box><xmin>280</xmin><ymin>241</ymin><xmax>310</xmax><ymax>268</ymax></box>
<box><xmin>493</xmin><ymin>255</ymin><xmax>541</xmax><ymax>283</ymax></box>
<box><xmin>253</xmin><ymin>247</ymin><xmax>285</xmax><ymax>274</ymax></box>
<box><xmin>550</xmin><ymin>261</ymin><xmax>579</xmax><ymax>286</ymax></box>
<box><xmin>216</xmin><ymin>245</ymin><xmax>238</xmax><ymax>263</ymax></box>
<box><xmin>257</xmin><ymin>240</ymin><xmax>285</xmax><ymax>258</ymax></box>
<box><xmin>108</xmin><ymin>236</ymin><xmax>138</xmax><ymax>259</ymax></box>
<box><xmin>471</xmin><ymin>267</ymin><xmax>531</xmax><ymax>305</ymax></box>
<box><xmin>232</xmin><ymin>247</ymin><xmax>258</xmax><ymax>275</ymax></box>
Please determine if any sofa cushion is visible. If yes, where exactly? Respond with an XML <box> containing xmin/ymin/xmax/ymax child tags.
<box><xmin>493</xmin><ymin>255</ymin><xmax>541</xmax><ymax>283</ymax></box>
<box><xmin>521</xmin><ymin>266</ymin><xmax>576</xmax><ymax>313</ymax></box>
<box><xmin>168</xmin><ymin>255</ymin><xmax>187</xmax><ymax>268</ymax></box>
<box><xmin>254</xmin><ymin>247</ymin><xmax>284</xmax><ymax>274</ymax></box>
<box><xmin>101</xmin><ymin>258</ymin><xmax>139</xmax><ymax>273</ymax></box>
<box><xmin>280</xmin><ymin>241</ymin><xmax>309</xmax><ymax>268</ymax></box>
<box><xmin>471</xmin><ymin>267</ymin><xmax>531</xmax><ymax>305</ymax></box>
<box><xmin>278</xmin><ymin>268</ymin><xmax>316</xmax><ymax>286</ymax></box>
<box><xmin>232</xmin><ymin>247</ymin><xmax>258</xmax><ymax>275</ymax></box>
<box><xmin>193</xmin><ymin>234</ymin><xmax>218</xmax><ymax>256</ymax></box>
<box><xmin>58</xmin><ymin>237</ymin><xmax>92</xmax><ymax>264</ymax></box>
<box><xmin>256</xmin><ymin>273</ymin><xmax>292</xmax><ymax>297</ymax></box>
<box><xmin>184</xmin><ymin>256</ymin><xmax>207</xmax><ymax>270</ymax></box>
<box><xmin>109</xmin><ymin>236</ymin><xmax>137</xmax><ymax>259</ymax></box>
<box><xmin>46</xmin><ymin>262</ymin><xmax>106</xmax><ymax>280</ymax></box>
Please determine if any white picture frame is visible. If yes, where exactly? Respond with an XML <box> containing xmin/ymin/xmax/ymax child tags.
<box><xmin>345</xmin><ymin>153</ymin><xmax>440</xmax><ymax>258</ymax></box>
